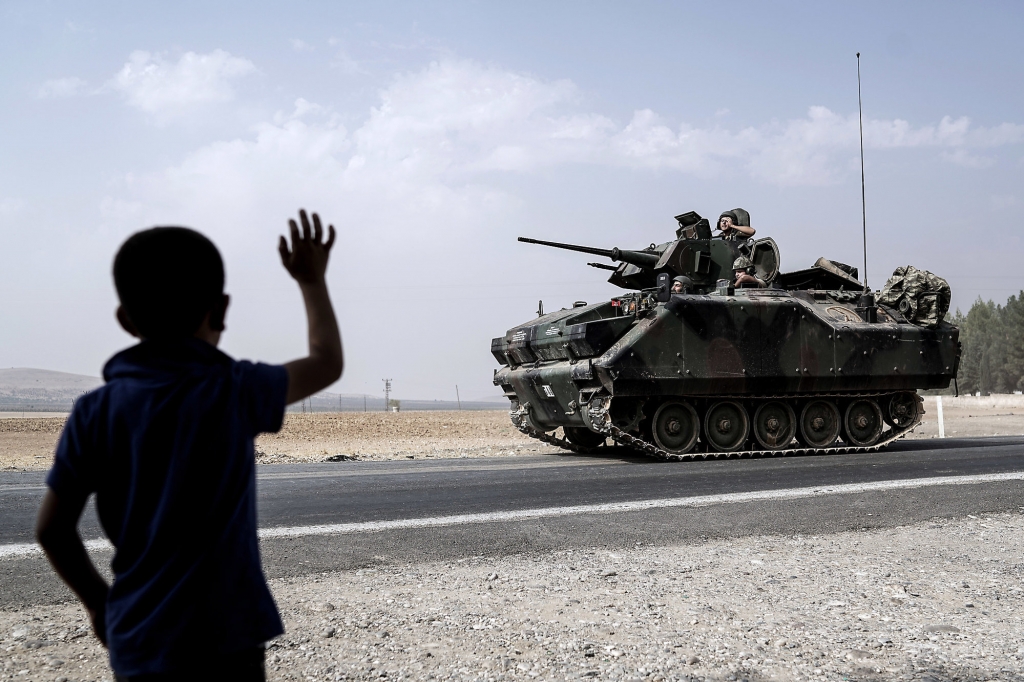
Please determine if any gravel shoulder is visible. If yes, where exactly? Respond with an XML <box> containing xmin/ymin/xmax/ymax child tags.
<box><xmin>2</xmin><ymin>396</ymin><xmax>1022</xmax><ymax>471</ymax></box>
<box><xmin>3</xmin><ymin>512</ymin><xmax>1022</xmax><ymax>681</ymax></box>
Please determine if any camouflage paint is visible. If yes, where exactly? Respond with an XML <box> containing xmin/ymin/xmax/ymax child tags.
<box><xmin>495</xmin><ymin>287</ymin><xmax>957</xmax><ymax>431</ymax></box>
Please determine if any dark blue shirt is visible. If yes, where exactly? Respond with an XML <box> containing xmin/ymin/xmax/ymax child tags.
<box><xmin>47</xmin><ymin>339</ymin><xmax>288</xmax><ymax>676</ymax></box>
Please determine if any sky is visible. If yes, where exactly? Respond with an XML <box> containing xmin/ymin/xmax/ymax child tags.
<box><xmin>2</xmin><ymin>1</ymin><xmax>1023</xmax><ymax>400</ymax></box>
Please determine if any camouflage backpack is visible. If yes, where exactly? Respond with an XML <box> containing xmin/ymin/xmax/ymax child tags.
<box><xmin>877</xmin><ymin>265</ymin><xmax>951</xmax><ymax>329</ymax></box>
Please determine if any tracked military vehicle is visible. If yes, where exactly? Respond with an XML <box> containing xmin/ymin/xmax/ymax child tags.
<box><xmin>491</xmin><ymin>211</ymin><xmax>960</xmax><ymax>460</ymax></box>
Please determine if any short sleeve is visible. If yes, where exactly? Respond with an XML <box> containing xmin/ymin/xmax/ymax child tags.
<box><xmin>46</xmin><ymin>397</ymin><xmax>98</xmax><ymax>499</ymax></box>
<box><xmin>236</xmin><ymin>361</ymin><xmax>288</xmax><ymax>436</ymax></box>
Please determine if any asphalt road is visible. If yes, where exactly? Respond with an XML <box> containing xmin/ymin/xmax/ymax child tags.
<box><xmin>2</xmin><ymin>436</ymin><xmax>1023</xmax><ymax>607</ymax></box>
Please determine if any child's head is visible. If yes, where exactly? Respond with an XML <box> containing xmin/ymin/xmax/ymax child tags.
<box><xmin>113</xmin><ymin>227</ymin><xmax>226</xmax><ymax>340</ymax></box>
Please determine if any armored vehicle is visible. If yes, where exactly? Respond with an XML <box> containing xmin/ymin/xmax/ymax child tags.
<box><xmin>491</xmin><ymin>211</ymin><xmax>960</xmax><ymax>460</ymax></box>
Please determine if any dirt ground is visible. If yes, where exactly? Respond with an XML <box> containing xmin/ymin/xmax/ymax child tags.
<box><xmin>254</xmin><ymin>411</ymin><xmax>559</xmax><ymax>463</ymax></box>
<box><xmin>3</xmin><ymin>511</ymin><xmax>1022</xmax><ymax>682</ymax></box>
<box><xmin>0</xmin><ymin>417</ymin><xmax>69</xmax><ymax>472</ymax></box>
<box><xmin>1</xmin><ymin>396</ymin><xmax>1022</xmax><ymax>472</ymax></box>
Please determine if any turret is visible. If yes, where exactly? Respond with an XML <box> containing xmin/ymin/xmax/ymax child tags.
<box><xmin>517</xmin><ymin>211</ymin><xmax>781</xmax><ymax>291</ymax></box>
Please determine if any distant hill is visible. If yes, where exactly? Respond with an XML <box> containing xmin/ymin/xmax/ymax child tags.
<box><xmin>0</xmin><ymin>368</ymin><xmax>507</xmax><ymax>413</ymax></box>
<box><xmin>0</xmin><ymin>368</ymin><xmax>103</xmax><ymax>392</ymax></box>
<box><xmin>0</xmin><ymin>368</ymin><xmax>102</xmax><ymax>411</ymax></box>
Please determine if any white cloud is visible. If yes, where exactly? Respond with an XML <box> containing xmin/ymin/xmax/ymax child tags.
<box><xmin>160</xmin><ymin>101</ymin><xmax>350</xmax><ymax>203</ymax></box>
<box><xmin>291</xmin><ymin>39</ymin><xmax>315</xmax><ymax>52</ymax></box>
<box><xmin>0</xmin><ymin>198</ymin><xmax>25</xmax><ymax>216</ymax></box>
<box><xmin>36</xmin><ymin>77</ymin><xmax>87</xmax><ymax>99</ymax></box>
<box><xmin>350</xmin><ymin>60</ymin><xmax>614</xmax><ymax>176</ymax></box>
<box><xmin>368</xmin><ymin>62</ymin><xmax>1024</xmax><ymax>184</ymax></box>
<box><xmin>117</xmin><ymin>58</ymin><xmax>1024</xmax><ymax>198</ymax></box>
<box><xmin>63</xmin><ymin>20</ymin><xmax>93</xmax><ymax>34</ymax></box>
<box><xmin>109</xmin><ymin>49</ymin><xmax>256</xmax><ymax>119</ymax></box>
<box><xmin>111</xmin><ymin>57</ymin><xmax>1024</xmax><ymax>260</ymax></box>
<box><xmin>990</xmin><ymin>194</ymin><xmax>1017</xmax><ymax>211</ymax></box>
<box><xmin>93</xmin><ymin>57</ymin><xmax>1024</xmax><ymax>398</ymax></box>
<box><xmin>605</xmin><ymin>105</ymin><xmax>1024</xmax><ymax>185</ymax></box>
<box><xmin>330</xmin><ymin>49</ymin><xmax>365</xmax><ymax>75</ymax></box>
<box><xmin>942</xmin><ymin>148</ymin><xmax>995</xmax><ymax>169</ymax></box>
<box><xmin>99</xmin><ymin>197</ymin><xmax>142</xmax><ymax>220</ymax></box>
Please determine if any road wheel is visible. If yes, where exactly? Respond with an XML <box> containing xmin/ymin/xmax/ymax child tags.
<box><xmin>609</xmin><ymin>397</ymin><xmax>644</xmax><ymax>432</ymax></box>
<box><xmin>798</xmin><ymin>400</ymin><xmax>841</xmax><ymax>448</ymax></box>
<box><xmin>843</xmin><ymin>399</ymin><xmax>884</xmax><ymax>446</ymax></box>
<box><xmin>563</xmin><ymin>426</ymin><xmax>607</xmax><ymax>449</ymax></box>
<box><xmin>703</xmin><ymin>401</ymin><xmax>749</xmax><ymax>452</ymax></box>
<box><xmin>651</xmin><ymin>401</ymin><xmax>700</xmax><ymax>455</ymax></box>
<box><xmin>753</xmin><ymin>401</ymin><xmax>797</xmax><ymax>450</ymax></box>
<box><xmin>885</xmin><ymin>392</ymin><xmax>921</xmax><ymax>428</ymax></box>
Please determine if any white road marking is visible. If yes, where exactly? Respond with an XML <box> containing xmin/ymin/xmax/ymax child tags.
<box><xmin>3</xmin><ymin>471</ymin><xmax>1023</xmax><ymax>560</ymax></box>
<box><xmin>255</xmin><ymin>457</ymin><xmax>615</xmax><ymax>481</ymax></box>
<box><xmin>257</xmin><ymin>471</ymin><xmax>1024</xmax><ymax>538</ymax></box>
<box><xmin>0</xmin><ymin>537</ymin><xmax>113</xmax><ymax>560</ymax></box>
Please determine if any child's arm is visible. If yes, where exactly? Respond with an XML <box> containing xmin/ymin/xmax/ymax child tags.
<box><xmin>279</xmin><ymin>209</ymin><xmax>344</xmax><ymax>404</ymax></box>
<box><xmin>35</xmin><ymin>489</ymin><xmax>110</xmax><ymax>645</ymax></box>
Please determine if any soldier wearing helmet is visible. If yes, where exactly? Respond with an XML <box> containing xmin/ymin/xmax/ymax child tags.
<box><xmin>671</xmin><ymin>275</ymin><xmax>693</xmax><ymax>294</ymax></box>
<box><xmin>733</xmin><ymin>256</ymin><xmax>765</xmax><ymax>288</ymax></box>
<box><xmin>717</xmin><ymin>208</ymin><xmax>755</xmax><ymax>241</ymax></box>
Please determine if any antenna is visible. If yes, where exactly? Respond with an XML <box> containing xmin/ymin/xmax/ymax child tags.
<box><xmin>856</xmin><ymin>52</ymin><xmax>877</xmax><ymax>322</ymax></box>
<box><xmin>856</xmin><ymin>52</ymin><xmax>868</xmax><ymax>294</ymax></box>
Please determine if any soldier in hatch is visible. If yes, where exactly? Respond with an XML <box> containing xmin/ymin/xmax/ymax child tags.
<box><xmin>671</xmin><ymin>276</ymin><xmax>693</xmax><ymax>294</ymax></box>
<box><xmin>717</xmin><ymin>208</ymin><xmax>755</xmax><ymax>240</ymax></box>
<box><xmin>733</xmin><ymin>256</ymin><xmax>766</xmax><ymax>288</ymax></box>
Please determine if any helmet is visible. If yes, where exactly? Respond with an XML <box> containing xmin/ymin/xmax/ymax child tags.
<box><xmin>671</xmin><ymin>275</ymin><xmax>693</xmax><ymax>293</ymax></box>
<box><xmin>732</xmin><ymin>256</ymin><xmax>753</xmax><ymax>271</ymax></box>
<box><xmin>719</xmin><ymin>208</ymin><xmax>751</xmax><ymax>227</ymax></box>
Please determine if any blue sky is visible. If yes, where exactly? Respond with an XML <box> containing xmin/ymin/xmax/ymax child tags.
<box><xmin>2</xmin><ymin>1</ymin><xmax>1022</xmax><ymax>399</ymax></box>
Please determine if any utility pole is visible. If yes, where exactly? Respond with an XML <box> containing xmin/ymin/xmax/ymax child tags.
<box><xmin>383</xmin><ymin>379</ymin><xmax>392</xmax><ymax>412</ymax></box>
<box><xmin>363</xmin><ymin>395</ymin><xmax>366</xmax><ymax>412</ymax></box>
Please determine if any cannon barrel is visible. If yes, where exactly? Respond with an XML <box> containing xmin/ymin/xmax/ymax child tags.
<box><xmin>518</xmin><ymin>237</ymin><xmax>660</xmax><ymax>268</ymax></box>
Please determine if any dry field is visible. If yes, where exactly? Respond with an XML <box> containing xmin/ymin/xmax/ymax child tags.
<box><xmin>1</xmin><ymin>396</ymin><xmax>1022</xmax><ymax>472</ymax></box>
<box><xmin>254</xmin><ymin>411</ymin><xmax>559</xmax><ymax>464</ymax></box>
<box><xmin>0</xmin><ymin>417</ymin><xmax>68</xmax><ymax>472</ymax></box>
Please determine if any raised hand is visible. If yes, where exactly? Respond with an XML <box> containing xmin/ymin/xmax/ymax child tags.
<box><xmin>279</xmin><ymin>209</ymin><xmax>336</xmax><ymax>285</ymax></box>
<box><xmin>279</xmin><ymin>209</ymin><xmax>343</xmax><ymax>403</ymax></box>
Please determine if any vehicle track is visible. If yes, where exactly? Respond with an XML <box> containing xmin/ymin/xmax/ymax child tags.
<box><xmin>511</xmin><ymin>392</ymin><xmax>923</xmax><ymax>461</ymax></box>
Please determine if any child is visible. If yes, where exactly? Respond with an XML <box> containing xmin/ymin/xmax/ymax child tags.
<box><xmin>35</xmin><ymin>210</ymin><xmax>343</xmax><ymax>681</ymax></box>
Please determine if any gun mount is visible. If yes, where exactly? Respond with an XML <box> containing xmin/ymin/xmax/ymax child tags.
<box><xmin>518</xmin><ymin>213</ymin><xmax>781</xmax><ymax>291</ymax></box>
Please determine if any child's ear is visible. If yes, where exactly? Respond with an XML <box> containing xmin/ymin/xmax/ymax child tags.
<box><xmin>209</xmin><ymin>294</ymin><xmax>230</xmax><ymax>332</ymax></box>
<box><xmin>116</xmin><ymin>306</ymin><xmax>141</xmax><ymax>338</ymax></box>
